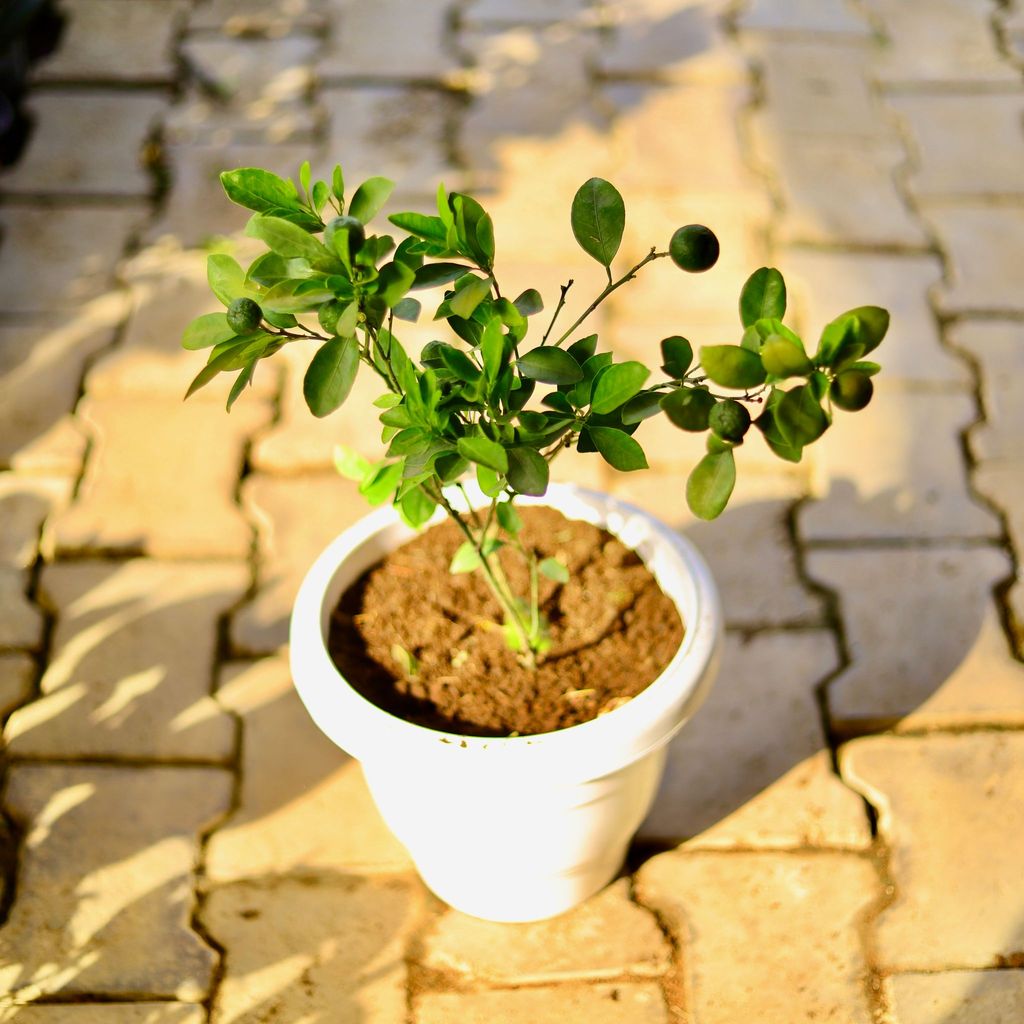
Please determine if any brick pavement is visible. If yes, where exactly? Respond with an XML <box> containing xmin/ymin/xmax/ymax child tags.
<box><xmin>1</xmin><ymin>1</ymin><xmax>1022</xmax><ymax>1021</ymax></box>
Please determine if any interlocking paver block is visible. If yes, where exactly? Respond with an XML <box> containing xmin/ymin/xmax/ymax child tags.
<box><xmin>187</xmin><ymin>0</ymin><xmax>326</xmax><ymax>33</ymax></box>
<box><xmin>842</xmin><ymin>733</ymin><xmax>1024</xmax><ymax>971</ymax></box>
<box><xmin>466</xmin><ymin>0</ymin><xmax>588</xmax><ymax>24</ymax></box>
<box><xmin>0</xmin><ymin>653</ymin><xmax>35</xmax><ymax>720</ymax></box>
<box><xmin>809</xmin><ymin>546</ymin><xmax>1022</xmax><ymax>733</ymax></box>
<box><xmin>4</xmin><ymin>560</ymin><xmax>244</xmax><ymax>760</ymax></box>
<box><xmin>147</xmin><ymin>142</ymin><xmax>319</xmax><ymax>246</ymax></box>
<box><xmin>52</xmin><ymin>395</ymin><xmax>267</xmax><ymax>558</ymax></box>
<box><xmin>0</xmin><ymin>207</ymin><xmax>142</xmax><ymax>314</ymax></box>
<box><xmin>754</xmin><ymin>40</ymin><xmax>892</xmax><ymax>139</ymax></box>
<box><xmin>320</xmin><ymin>0</ymin><xmax>455</xmax><ymax>81</ymax></box>
<box><xmin>782</xmin><ymin>250</ymin><xmax>968</xmax><ymax>387</ymax></box>
<box><xmin>928</xmin><ymin>204</ymin><xmax>1024</xmax><ymax>315</ymax></box>
<box><xmin>416</xmin><ymin>983</ymin><xmax>669</xmax><ymax>1024</ymax></box>
<box><xmin>232</xmin><ymin>473</ymin><xmax>364</xmax><ymax>652</ymax></box>
<box><xmin>891</xmin><ymin>94</ymin><xmax>1024</xmax><ymax>199</ymax></box>
<box><xmin>1</xmin><ymin>93</ymin><xmax>165</xmax><ymax>197</ymax></box>
<box><xmin>33</xmin><ymin>0</ymin><xmax>187</xmax><ymax>83</ymax></box>
<box><xmin>0</xmin><ymin>474</ymin><xmax>70</xmax><ymax>568</ymax></box>
<box><xmin>0</xmin><ymin>1006</ymin><xmax>204</xmax><ymax>1024</ymax></box>
<box><xmin>637</xmin><ymin>850</ymin><xmax>878</xmax><ymax>1022</ymax></box>
<box><xmin>887</xmin><ymin>969</ymin><xmax>1024</xmax><ymax>1023</ymax></box>
<box><xmin>169</xmin><ymin>36</ymin><xmax>320</xmax><ymax>145</ymax></box>
<box><xmin>950</xmin><ymin>321</ymin><xmax>1024</xmax><ymax>463</ymax></box>
<box><xmin>609</xmin><ymin>471</ymin><xmax>823</xmax><ymax>628</ymax></box>
<box><xmin>973</xmin><ymin>462</ymin><xmax>1024</xmax><ymax>557</ymax></box>
<box><xmin>800</xmin><ymin>386</ymin><xmax>998</xmax><ymax>542</ymax></box>
<box><xmin>0</xmin><ymin>570</ymin><xmax>42</xmax><ymax>650</ymax></box>
<box><xmin>206</xmin><ymin>656</ymin><xmax>411</xmax><ymax>882</ymax></box>
<box><xmin>421</xmin><ymin>878</ymin><xmax>669</xmax><ymax>983</ymax></box>
<box><xmin>204</xmin><ymin>875</ymin><xmax>422</xmax><ymax>1024</ymax></box>
<box><xmin>865</xmin><ymin>0</ymin><xmax>1019</xmax><ymax>86</ymax></box>
<box><xmin>738</xmin><ymin>0</ymin><xmax>870</xmax><ymax>36</ymax></box>
<box><xmin>642</xmin><ymin>631</ymin><xmax>870</xmax><ymax>848</ymax></box>
<box><xmin>0</xmin><ymin>764</ymin><xmax>231</xmax><ymax>1000</ymax></box>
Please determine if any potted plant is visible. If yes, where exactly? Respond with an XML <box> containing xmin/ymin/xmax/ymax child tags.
<box><xmin>182</xmin><ymin>163</ymin><xmax>886</xmax><ymax>921</ymax></box>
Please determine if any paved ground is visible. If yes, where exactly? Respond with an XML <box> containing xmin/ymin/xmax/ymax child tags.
<box><xmin>1</xmin><ymin>0</ymin><xmax>1023</xmax><ymax>1020</ymax></box>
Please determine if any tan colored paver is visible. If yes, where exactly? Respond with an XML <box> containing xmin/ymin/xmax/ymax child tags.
<box><xmin>1</xmin><ymin>92</ymin><xmax>165</xmax><ymax>197</ymax></box>
<box><xmin>928</xmin><ymin>204</ymin><xmax>1024</xmax><ymax>315</ymax></box>
<box><xmin>637</xmin><ymin>850</ymin><xmax>878</xmax><ymax>1023</ymax></box>
<box><xmin>641</xmin><ymin>630</ymin><xmax>871</xmax><ymax>848</ymax></box>
<box><xmin>974</xmin><ymin>462</ymin><xmax>1024</xmax><ymax>556</ymax></box>
<box><xmin>0</xmin><ymin>571</ymin><xmax>43</xmax><ymax>651</ymax></box>
<box><xmin>842</xmin><ymin>733</ymin><xmax>1024</xmax><ymax>971</ymax></box>
<box><xmin>204</xmin><ymin>875</ymin><xmax>422</xmax><ymax>1024</ymax></box>
<box><xmin>808</xmin><ymin>547</ymin><xmax>1022</xmax><ymax>733</ymax></box>
<box><xmin>950</xmin><ymin>320</ymin><xmax>1024</xmax><ymax>463</ymax></box>
<box><xmin>865</xmin><ymin>0</ymin><xmax>1019</xmax><ymax>87</ymax></box>
<box><xmin>0</xmin><ymin>207</ymin><xmax>142</xmax><ymax>314</ymax></box>
<box><xmin>0</xmin><ymin>1007</ymin><xmax>204</xmax><ymax>1024</ymax></box>
<box><xmin>52</xmin><ymin>395</ymin><xmax>266</xmax><ymax>558</ymax></box>
<box><xmin>0</xmin><ymin>474</ymin><xmax>70</xmax><ymax>568</ymax></box>
<box><xmin>421</xmin><ymin>878</ymin><xmax>669</xmax><ymax>983</ymax></box>
<box><xmin>33</xmin><ymin>0</ymin><xmax>187</xmax><ymax>83</ymax></box>
<box><xmin>0</xmin><ymin>653</ymin><xmax>35</xmax><ymax>719</ymax></box>
<box><xmin>206</xmin><ymin>656</ymin><xmax>411</xmax><ymax>881</ymax></box>
<box><xmin>800</xmin><ymin>386</ymin><xmax>997</xmax><ymax>542</ymax></box>
<box><xmin>232</xmin><ymin>473</ymin><xmax>365</xmax><ymax>652</ymax></box>
<box><xmin>738</xmin><ymin>0</ymin><xmax>870</xmax><ymax>36</ymax></box>
<box><xmin>608</xmin><ymin>470</ymin><xmax>823</xmax><ymax>628</ymax></box>
<box><xmin>886</xmin><ymin>969</ymin><xmax>1024</xmax><ymax>1023</ymax></box>
<box><xmin>891</xmin><ymin>94</ymin><xmax>1024</xmax><ymax>200</ymax></box>
<box><xmin>416</xmin><ymin>983</ymin><xmax>670</xmax><ymax>1024</ymax></box>
<box><xmin>0</xmin><ymin>764</ymin><xmax>231</xmax><ymax>1001</ymax></box>
<box><xmin>4</xmin><ymin>560</ymin><xmax>244</xmax><ymax>761</ymax></box>
<box><xmin>781</xmin><ymin>250</ymin><xmax>968</xmax><ymax>387</ymax></box>
<box><xmin>319</xmin><ymin>0</ymin><xmax>456</xmax><ymax>81</ymax></box>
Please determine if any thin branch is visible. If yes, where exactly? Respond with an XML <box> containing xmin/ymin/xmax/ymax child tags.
<box><xmin>541</xmin><ymin>279</ymin><xmax>574</xmax><ymax>345</ymax></box>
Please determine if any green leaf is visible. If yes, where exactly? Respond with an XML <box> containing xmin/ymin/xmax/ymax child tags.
<box><xmin>480</xmin><ymin>318</ymin><xmax>508</xmax><ymax>383</ymax></box>
<box><xmin>760</xmin><ymin>335</ymin><xmax>813</xmax><ymax>378</ymax></box>
<box><xmin>334</xmin><ymin>443</ymin><xmax>371</xmax><ymax>480</ymax></box>
<box><xmin>588</xmin><ymin>426</ymin><xmax>648</xmax><ymax>471</ymax></box>
<box><xmin>571</xmin><ymin>177</ymin><xmax>625</xmax><ymax>267</ymax></box>
<box><xmin>390</xmin><ymin>643</ymin><xmax>419</xmax><ymax>676</ymax></box>
<box><xmin>496</xmin><ymin>501</ymin><xmax>523</xmax><ymax>535</ymax></box>
<box><xmin>377</xmin><ymin>260</ymin><xmax>416</xmax><ymax>307</ymax></box>
<box><xmin>567</xmin><ymin>334</ymin><xmax>598</xmax><ymax>365</ymax></box>
<box><xmin>450</xmin><ymin>541</ymin><xmax>482</xmax><ymax>574</ymax></box>
<box><xmin>436</xmin><ymin>344</ymin><xmax>481</xmax><ymax>383</ymax></box>
<box><xmin>299</xmin><ymin>160</ymin><xmax>311</xmax><ymax>197</ymax></box>
<box><xmin>739</xmin><ymin>267</ymin><xmax>786</xmax><ymax>328</ymax></box>
<box><xmin>513</xmin><ymin>288</ymin><xmax>544</xmax><ymax>316</ymax></box>
<box><xmin>225</xmin><ymin>360</ymin><xmax>256</xmax><ymax>412</ymax></box>
<box><xmin>303</xmin><ymin>335</ymin><xmax>359</xmax><ymax>417</ymax></box>
<box><xmin>539</xmin><ymin>558</ymin><xmax>569</xmax><ymax>584</ymax></box>
<box><xmin>517</xmin><ymin>347</ymin><xmax>583</xmax><ymax>385</ymax></box>
<box><xmin>207</xmin><ymin>254</ymin><xmax>247</xmax><ymax>307</ymax></box>
<box><xmin>389</xmin><ymin>211</ymin><xmax>448</xmax><ymax>244</ymax></box>
<box><xmin>686</xmin><ymin>449</ymin><xmax>736</xmax><ymax>520</ymax></box>
<box><xmin>457</xmin><ymin>435</ymin><xmax>508</xmax><ymax>473</ymax></box>
<box><xmin>448</xmin><ymin>275</ymin><xmax>492</xmax><ymax>319</ymax></box>
<box><xmin>412</xmin><ymin>262</ymin><xmax>469</xmax><ymax>290</ymax></box>
<box><xmin>392</xmin><ymin>297</ymin><xmax>421</xmax><ymax>322</ymax></box>
<box><xmin>312</xmin><ymin>180</ymin><xmax>329</xmax><ymax>215</ymax></box>
<box><xmin>661</xmin><ymin>387</ymin><xmax>715</xmax><ymax>431</ymax></box>
<box><xmin>184</xmin><ymin>334</ymin><xmax>270</xmax><ymax>399</ymax></box>
<box><xmin>699</xmin><ymin>345</ymin><xmax>767</xmax><ymax>389</ymax></box>
<box><xmin>246</xmin><ymin>215</ymin><xmax>334</xmax><ymax>268</ymax></box>
<box><xmin>182</xmin><ymin>312</ymin><xmax>237</xmax><ymax>350</ymax></box>
<box><xmin>261</xmin><ymin>280</ymin><xmax>334</xmax><ymax>313</ymax></box>
<box><xmin>845</xmin><ymin>305</ymin><xmax>889</xmax><ymax>355</ymax></box>
<box><xmin>847</xmin><ymin>360</ymin><xmax>882</xmax><ymax>377</ymax></box>
<box><xmin>331</xmin><ymin>165</ymin><xmax>345</xmax><ymax>204</ymax></box>
<box><xmin>506</xmin><ymin>447</ymin><xmax>549</xmax><ymax>496</ymax></box>
<box><xmin>360</xmin><ymin>462</ymin><xmax>403</xmax><ymax>505</ymax></box>
<box><xmin>661</xmin><ymin>336</ymin><xmax>693</xmax><ymax>378</ymax></box>
<box><xmin>477</xmin><ymin>464</ymin><xmax>503</xmax><ymax>497</ymax></box>
<box><xmin>591</xmin><ymin>361</ymin><xmax>650</xmax><ymax>414</ymax></box>
<box><xmin>754</xmin><ymin>389</ymin><xmax>803</xmax><ymax>463</ymax></box>
<box><xmin>220</xmin><ymin>168</ymin><xmax>322</xmax><ymax>231</ymax></box>
<box><xmin>621</xmin><ymin>391</ymin><xmax>665</xmax><ymax>425</ymax></box>
<box><xmin>349</xmin><ymin>176</ymin><xmax>395</xmax><ymax>224</ymax></box>
<box><xmin>776</xmin><ymin>384</ymin><xmax>829</xmax><ymax>447</ymax></box>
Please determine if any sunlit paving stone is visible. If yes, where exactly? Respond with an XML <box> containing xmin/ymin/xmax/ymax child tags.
<box><xmin>4</xmin><ymin>560</ymin><xmax>244</xmax><ymax>760</ymax></box>
<box><xmin>842</xmin><ymin>733</ymin><xmax>1024</xmax><ymax>971</ymax></box>
<box><xmin>886</xmin><ymin>969</ymin><xmax>1024</xmax><ymax>1023</ymax></box>
<box><xmin>0</xmin><ymin>1005</ymin><xmax>204</xmax><ymax>1023</ymax></box>
<box><xmin>0</xmin><ymin>653</ymin><xmax>35</xmax><ymax>720</ymax></box>
<box><xmin>737</xmin><ymin>0</ymin><xmax>871</xmax><ymax>35</ymax></box>
<box><xmin>0</xmin><ymin>765</ymin><xmax>231</xmax><ymax>1001</ymax></box>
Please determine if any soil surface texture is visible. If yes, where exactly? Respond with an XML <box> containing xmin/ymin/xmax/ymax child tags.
<box><xmin>328</xmin><ymin>506</ymin><xmax>684</xmax><ymax>736</ymax></box>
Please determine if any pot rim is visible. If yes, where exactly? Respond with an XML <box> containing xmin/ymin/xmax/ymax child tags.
<box><xmin>290</xmin><ymin>483</ymin><xmax>722</xmax><ymax>777</ymax></box>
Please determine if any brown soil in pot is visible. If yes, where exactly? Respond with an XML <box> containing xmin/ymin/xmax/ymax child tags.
<box><xmin>327</xmin><ymin>506</ymin><xmax>684</xmax><ymax>737</ymax></box>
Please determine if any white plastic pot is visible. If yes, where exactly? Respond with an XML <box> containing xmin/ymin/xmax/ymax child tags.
<box><xmin>290</xmin><ymin>483</ymin><xmax>722</xmax><ymax>922</ymax></box>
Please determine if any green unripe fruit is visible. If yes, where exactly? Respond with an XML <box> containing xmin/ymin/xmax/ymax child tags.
<box><xmin>709</xmin><ymin>399</ymin><xmax>751</xmax><ymax>442</ymax></box>
<box><xmin>831</xmin><ymin>370</ymin><xmax>873</xmax><ymax>411</ymax></box>
<box><xmin>226</xmin><ymin>297</ymin><xmax>262</xmax><ymax>335</ymax></box>
<box><xmin>318</xmin><ymin>300</ymin><xmax>345</xmax><ymax>335</ymax></box>
<box><xmin>662</xmin><ymin>387</ymin><xmax>716</xmax><ymax>432</ymax></box>
<box><xmin>669</xmin><ymin>224</ymin><xmax>720</xmax><ymax>273</ymax></box>
<box><xmin>324</xmin><ymin>215</ymin><xmax>365</xmax><ymax>258</ymax></box>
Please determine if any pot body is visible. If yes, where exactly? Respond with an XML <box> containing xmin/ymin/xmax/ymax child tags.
<box><xmin>290</xmin><ymin>484</ymin><xmax>722</xmax><ymax>922</ymax></box>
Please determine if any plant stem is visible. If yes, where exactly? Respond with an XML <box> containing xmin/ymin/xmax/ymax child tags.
<box><xmin>541</xmin><ymin>279</ymin><xmax>574</xmax><ymax>345</ymax></box>
<box><xmin>550</xmin><ymin>248</ymin><xmax>669</xmax><ymax>348</ymax></box>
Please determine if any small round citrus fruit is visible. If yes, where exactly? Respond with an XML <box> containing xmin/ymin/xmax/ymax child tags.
<box><xmin>669</xmin><ymin>224</ymin><xmax>720</xmax><ymax>273</ymax></box>
<box><xmin>324</xmin><ymin>215</ymin><xmax>365</xmax><ymax>257</ymax></box>
<box><xmin>830</xmin><ymin>371</ymin><xmax>873</xmax><ymax>411</ymax></box>
<box><xmin>709</xmin><ymin>399</ymin><xmax>751</xmax><ymax>442</ymax></box>
<box><xmin>226</xmin><ymin>297</ymin><xmax>262</xmax><ymax>335</ymax></box>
